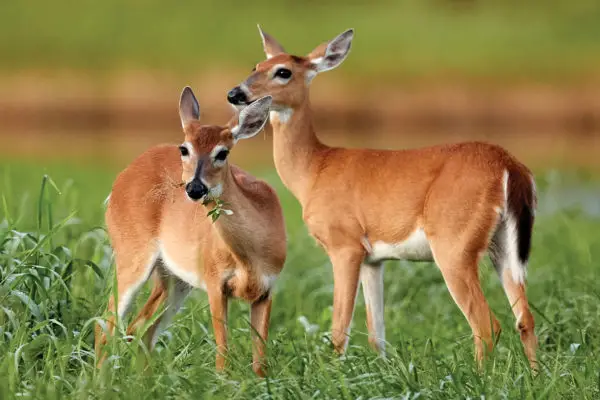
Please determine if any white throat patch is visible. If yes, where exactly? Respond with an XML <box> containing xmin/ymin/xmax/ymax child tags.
<box><xmin>209</xmin><ymin>183</ymin><xmax>223</xmax><ymax>198</ymax></box>
<box><xmin>270</xmin><ymin>108</ymin><xmax>293</xmax><ymax>124</ymax></box>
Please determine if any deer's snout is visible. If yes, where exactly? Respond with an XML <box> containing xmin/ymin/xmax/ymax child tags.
<box><xmin>227</xmin><ymin>86</ymin><xmax>248</xmax><ymax>105</ymax></box>
<box><xmin>185</xmin><ymin>180</ymin><xmax>208</xmax><ymax>201</ymax></box>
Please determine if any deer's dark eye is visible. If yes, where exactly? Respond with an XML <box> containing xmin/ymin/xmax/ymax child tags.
<box><xmin>215</xmin><ymin>149</ymin><xmax>229</xmax><ymax>162</ymax></box>
<box><xmin>274</xmin><ymin>68</ymin><xmax>292</xmax><ymax>79</ymax></box>
<box><xmin>179</xmin><ymin>145</ymin><xmax>189</xmax><ymax>157</ymax></box>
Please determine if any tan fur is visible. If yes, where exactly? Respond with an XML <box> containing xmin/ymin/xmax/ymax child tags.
<box><xmin>95</xmin><ymin>115</ymin><xmax>286</xmax><ymax>376</ymax></box>
<box><xmin>232</xmin><ymin>28</ymin><xmax>538</xmax><ymax>369</ymax></box>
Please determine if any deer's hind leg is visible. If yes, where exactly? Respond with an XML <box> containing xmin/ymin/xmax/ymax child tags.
<box><xmin>128</xmin><ymin>266</ymin><xmax>191</xmax><ymax>351</ymax></box>
<box><xmin>95</xmin><ymin>245</ymin><xmax>158</xmax><ymax>367</ymax></box>
<box><xmin>424</xmin><ymin>171</ymin><xmax>505</xmax><ymax>367</ymax></box>
<box><xmin>428</xmin><ymin>242</ymin><xmax>501</xmax><ymax>365</ymax></box>
<box><xmin>490</xmin><ymin>218</ymin><xmax>537</xmax><ymax>369</ymax></box>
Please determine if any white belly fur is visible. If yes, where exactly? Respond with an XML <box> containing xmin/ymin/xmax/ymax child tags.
<box><xmin>159</xmin><ymin>243</ymin><xmax>206</xmax><ymax>290</ymax></box>
<box><xmin>159</xmin><ymin>242</ymin><xmax>279</xmax><ymax>295</ymax></box>
<box><xmin>367</xmin><ymin>228</ymin><xmax>434</xmax><ymax>263</ymax></box>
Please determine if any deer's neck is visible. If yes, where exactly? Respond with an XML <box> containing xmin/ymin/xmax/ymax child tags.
<box><xmin>206</xmin><ymin>168</ymin><xmax>255</xmax><ymax>263</ymax></box>
<box><xmin>270</xmin><ymin>101</ymin><xmax>326</xmax><ymax>204</ymax></box>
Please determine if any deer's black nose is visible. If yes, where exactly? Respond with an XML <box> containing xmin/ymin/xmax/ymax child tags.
<box><xmin>227</xmin><ymin>87</ymin><xmax>248</xmax><ymax>105</ymax></box>
<box><xmin>185</xmin><ymin>180</ymin><xmax>208</xmax><ymax>201</ymax></box>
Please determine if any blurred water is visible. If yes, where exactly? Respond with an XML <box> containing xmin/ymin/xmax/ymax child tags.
<box><xmin>1</xmin><ymin>126</ymin><xmax>599</xmax><ymax>170</ymax></box>
<box><xmin>538</xmin><ymin>170</ymin><xmax>600</xmax><ymax>218</ymax></box>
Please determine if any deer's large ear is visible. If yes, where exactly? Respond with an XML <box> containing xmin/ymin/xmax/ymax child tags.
<box><xmin>179</xmin><ymin>86</ymin><xmax>200</xmax><ymax>128</ymax></box>
<box><xmin>308</xmin><ymin>29</ymin><xmax>354</xmax><ymax>73</ymax></box>
<box><xmin>232</xmin><ymin>96</ymin><xmax>272</xmax><ymax>141</ymax></box>
<box><xmin>258</xmin><ymin>25</ymin><xmax>286</xmax><ymax>59</ymax></box>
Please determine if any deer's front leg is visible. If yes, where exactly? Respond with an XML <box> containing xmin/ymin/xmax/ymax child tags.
<box><xmin>329</xmin><ymin>247</ymin><xmax>364</xmax><ymax>354</ymax></box>
<box><xmin>207</xmin><ymin>286</ymin><xmax>229</xmax><ymax>372</ymax></box>
<box><xmin>250</xmin><ymin>296</ymin><xmax>272</xmax><ymax>377</ymax></box>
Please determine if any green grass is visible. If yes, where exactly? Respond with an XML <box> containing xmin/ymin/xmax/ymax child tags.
<box><xmin>1</xmin><ymin>160</ymin><xmax>599</xmax><ymax>399</ymax></box>
<box><xmin>1</xmin><ymin>0</ymin><xmax>600</xmax><ymax>81</ymax></box>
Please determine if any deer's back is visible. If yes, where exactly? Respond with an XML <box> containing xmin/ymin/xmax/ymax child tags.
<box><xmin>106</xmin><ymin>145</ymin><xmax>183</xmax><ymax>248</ymax></box>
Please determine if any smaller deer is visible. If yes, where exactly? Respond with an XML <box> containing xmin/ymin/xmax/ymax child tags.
<box><xmin>95</xmin><ymin>87</ymin><xmax>286</xmax><ymax>376</ymax></box>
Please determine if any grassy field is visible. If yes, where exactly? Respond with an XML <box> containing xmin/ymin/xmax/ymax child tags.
<box><xmin>1</xmin><ymin>1</ymin><xmax>600</xmax><ymax>82</ymax></box>
<box><xmin>0</xmin><ymin>159</ymin><xmax>599</xmax><ymax>399</ymax></box>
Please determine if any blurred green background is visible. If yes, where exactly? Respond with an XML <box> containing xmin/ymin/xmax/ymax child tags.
<box><xmin>1</xmin><ymin>0</ymin><xmax>599</xmax><ymax>172</ymax></box>
<box><xmin>1</xmin><ymin>0</ymin><xmax>600</xmax><ymax>80</ymax></box>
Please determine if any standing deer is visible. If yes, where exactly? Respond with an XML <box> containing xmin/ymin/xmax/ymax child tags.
<box><xmin>226</xmin><ymin>27</ymin><xmax>538</xmax><ymax>368</ymax></box>
<box><xmin>95</xmin><ymin>87</ymin><xmax>286</xmax><ymax>376</ymax></box>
